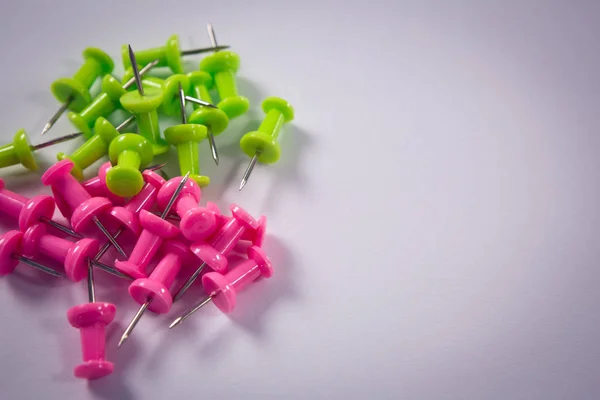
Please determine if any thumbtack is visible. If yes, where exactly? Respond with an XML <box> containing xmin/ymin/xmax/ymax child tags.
<box><xmin>122</xmin><ymin>34</ymin><xmax>230</xmax><ymax>74</ymax></box>
<box><xmin>42</xmin><ymin>160</ymin><xmax>126</xmax><ymax>258</ymax></box>
<box><xmin>105</xmin><ymin>133</ymin><xmax>154</xmax><ymax>197</ymax></box>
<box><xmin>114</xmin><ymin>172</ymin><xmax>189</xmax><ymax>280</ymax></box>
<box><xmin>0</xmin><ymin>178</ymin><xmax>81</xmax><ymax>239</ymax></box>
<box><xmin>188</xmin><ymin>71</ymin><xmax>229</xmax><ymax>166</ymax></box>
<box><xmin>163</xmin><ymin>85</ymin><xmax>211</xmax><ymax>186</ymax></box>
<box><xmin>119</xmin><ymin>46</ymin><xmax>170</xmax><ymax>155</ymax></box>
<box><xmin>67</xmin><ymin>258</ymin><xmax>116</xmax><ymax>380</ymax></box>
<box><xmin>170</xmin><ymin>245</ymin><xmax>273</xmax><ymax>328</ymax></box>
<box><xmin>119</xmin><ymin>240</ymin><xmax>193</xmax><ymax>347</ymax></box>
<box><xmin>238</xmin><ymin>97</ymin><xmax>295</xmax><ymax>191</ymax></box>
<box><xmin>0</xmin><ymin>129</ymin><xmax>83</xmax><ymax>171</ymax></box>
<box><xmin>200</xmin><ymin>24</ymin><xmax>249</xmax><ymax>119</ymax></box>
<box><xmin>173</xmin><ymin>204</ymin><xmax>260</xmax><ymax>302</ymax></box>
<box><xmin>156</xmin><ymin>176</ymin><xmax>218</xmax><ymax>242</ymax></box>
<box><xmin>0</xmin><ymin>230</ymin><xmax>66</xmax><ymax>278</ymax></box>
<box><xmin>57</xmin><ymin>116</ymin><xmax>135</xmax><ymax>181</ymax></box>
<box><xmin>42</xmin><ymin>48</ymin><xmax>114</xmax><ymax>136</ymax></box>
<box><xmin>67</xmin><ymin>60</ymin><xmax>158</xmax><ymax>138</ymax></box>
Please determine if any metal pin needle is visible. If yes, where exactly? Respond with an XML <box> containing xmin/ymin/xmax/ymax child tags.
<box><xmin>238</xmin><ymin>151</ymin><xmax>261</xmax><ymax>191</ymax></box>
<box><xmin>172</xmin><ymin>262</ymin><xmax>207</xmax><ymax>302</ymax></box>
<box><xmin>128</xmin><ymin>45</ymin><xmax>144</xmax><ymax>96</ymax></box>
<box><xmin>14</xmin><ymin>255</ymin><xmax>65</xmax><ymax>278</ymax></box>
<box><xmin>87</xmin><ymin>258</ymin><xmax>95</xmax><ymax>303</ymax></box>
<box><xmin>169</xmin><ymin>295</ymin><xmax>214</xmax><ymax>328</ymax></box>
<box><xmin>93</xmin><ymin>217</ymin><xmax>126</xmax><ymax>258</ymax></box>
<box><xmin>40</xmin><ymin>98</ymin><xmax>73</xmax><ymax>136</ymax></box>
<box><xmin>30</xmin><ymin>131</ymin><xmax>84</xmax><ymax>150</ymax></box>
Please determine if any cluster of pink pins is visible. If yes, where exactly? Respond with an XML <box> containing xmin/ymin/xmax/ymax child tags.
<box><xmin>0</xmin><ymin>159</ymin><xmax>271</xmax><ymax>380</ymax></box>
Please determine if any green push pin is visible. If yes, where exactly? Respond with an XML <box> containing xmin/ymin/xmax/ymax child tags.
<box><xmin>67</xmin><ymin>60</ymin><xmax>158</xmax><ymax>139</ymax></box>
<box><xmin>163</xmin><ymin>84</ymin><xmax>210</xmax><ymax>187</ymax></box>
<box><xmin>106</xmin><ymin>133</ymin><xmax>154</xmax><ymax>197</ymax></box>
<box><xmin>122</xmin><ymin>34</ymin><xmax>230</xmax><ymax>74</ymax></box>
<box><xmin>119</xmin><ymin>46</ymin><xmax>170</xmax><ymax>156</ymax></box>
<box><xmin>188</xmin><ymin>71</ymin><xmax>229</xmax><ymax>166</ymax></box>
<box><xmin>56</xmin><ymin>116</ymin><xmax>135</xmax><ymax>181</ymax></box>
<box><xmin>199</xmin><ymin>24</ymin><xmax>249</xmax><ymax>120</ymax></box>
<box><xmin>0</xmin><ymin>130</ymin><xmax>83</xmax><ymax>171</ymax></box>
<box><xmin>42</xmin><ymin>48</ymin><xmax>114</xmax><ymax>136</ymax></box>
<box><xmin>238</xmin><ymin>97</ymin><xmax>295</xmax><ymax>191</ymax></box>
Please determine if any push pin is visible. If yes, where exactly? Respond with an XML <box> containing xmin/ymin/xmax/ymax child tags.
<box><xmin>173</xmin><ymin>204</ymin><xmax>261</xmax><ymax>302</ymax></box>
<box><xmin>57</xmin><ymin>116</ymin><xmax>135</xmax><ymax>181</ymax></box>
<box><xmin>67</xmin><ymin>259</ymin><xmax>116</xmax><ymax>379</ymax></box>
<box><xmin>105</xmin><ymin>133</ymin><xmax>154</xmax><ymax>197</ymax></box>
<box><xmin>42</xmin><ymin>48</ymin><xmax>114</xmax><ymax>136</ymax></box>
<box><xmin>156</xmin><ymin>176</ymin><xmax>218</xmax><ymax>242</ymax></box>
<box><xmin>114</xmin><ymin>173</ymin><xmax>189</xmax><ymax>279</ymax></box>
<box><xmin>200</xmin><ymin>24</ymin><xmax>249</xmax><ymax>119</ymax></box>
<box><xmin>238</xmin><ymin>97</ymin><xmax>295</xmax><ymax>191</ymax></box>
<box><xmin>0</xmin><ymin>129</ymin><xmax>83</xmax><ymax>171</ymax></box>
<box><xmin>42</xmin><ymin>160</ymin><xmax>126</xmax><ymax>257</ymax></box>
<box><xmin>119</xmin><ymin>46</ymin><xmax>170</xmax><ymax>155</ymax></box>
<box><xmin>20</xmin><ymin>223</ymin><xmax>101</xmax><ymax>281</ymax></box>
<box><xmin>163</xmin><ymin>86</ymin><xmax>211</xmax><ymax>185</ymax></box>
<box><xmin>188</xmin><ymin>71</ymin><xmax>229</xmax><ymax>166</ymax></box>
<box><xmin>67</xmin><ymin>60</ymin><xmax>158</xmax><ymax>138</ymax></box>
<box><xmin>0</xmin><ymin>177</ymin><xmax>81</xmax><ymax>238</ymax></box>
<box><xmin>119</xmin><ymin>240</ymin><xmax>193</xmax><ymax>347</ymax></box>
<box><xmin>170</xmin><ymin>245</ymin><xmax>273</xmax><ymax>328</ymax></box>
<box><xmin>122</xmin><ymin>34</ymin><xmax>230</xmax><ymax>74</ymax></box>
<box><xmin>0</xmin><ymin>230</ymin><xmax>66</xmax><ymax>278</ymax></box>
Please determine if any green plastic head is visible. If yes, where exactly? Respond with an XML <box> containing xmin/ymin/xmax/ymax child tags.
<box><xmin>190</xmin><ymin>174</ymin><xmax>211</xmax><ymax>188</ymax></box>
<box><xmin>164</xmin><ymin>34</ymin><xmax>184</xmax><ymax>74</ymax></box>
<box><xmin>56</xmin><ymin>153</ymin><xmax>83</xmax><ymax>181</ymax></box>
<box><xmin>101</xmin><ymin>75</ymin><xmax>126</xmax><ymax>102</ymax></box>
<box><xmin>218</xmin><ymin>96</ymin><xmax>249</xmax><ymax>120</ymax></box>
<box><xmin>161</xmin><ymin>74</ymin><xmax>191</xmax><ymax>117</ymax></box>
<box><xmin>189</xmin><ymin>107</ymin><xmax>228</xmax><ymax>134</ymax></box>
<box><xmin>262</xmin><ymin>97</ymin><xmax>295</xmax><ymax>121</ymax></box>
<box><xmin>164</xmin><ymin>124</ymin><xmax>207</xmax><ymax>145</ymax></box>
<box><xmin>51</xmin><ymin>78</ymin><xmax>92</xmax><ymax>112</ymax></box>
<box><xmin>187</xmin><ymin>71</ymin><xmax>213</xmax><ymax>89</ymax></box>
<box><xmin>82</xmin><ymin>48</ymin><xmax>114</xmax><ymax>75</ymax></box>
<box><xmin>67</xmin><ymin>111</ymin><xmax>93</xmax><ymax>139</ymax></box>
<box><xmin>120</xmin><ymin>88</ymin><xmax>164</xmax><ymax>114</ymax></box>
<box><xmin>240</xmin><ymin>131</ymin><xmax>281</xmax><ymax>164</ymax></box>
<box><xmin>108</xmin><ymin>134</ymin><xmax>154</xmax><ymax>166</ymax></box>
<box><xmin>12</xmin><ymin>129</ymin><xmax>37</xmax><ymax>171</ymax></box>
<box><xmin>106</xmin><ymin>165</ymin><xmax>143</xmax><ymax>197</ymax></box>
<box><xmin>106</xmin><ymin>134</ymin><xmax>154</xmax><ymax>197</ymax></box>
<box><xmin>199</xmin><ymin>51</ymin><xmax>240</xmax><ymax>74</ymax></box>
<box><xmin>95</xmin><ymin>117</ymin><xmax>120</xmax><ymax>144</ymax></box>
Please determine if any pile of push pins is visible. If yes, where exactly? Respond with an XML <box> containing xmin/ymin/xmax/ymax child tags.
<box><xmin>0</xmin><ymin>24</ymin><xmax>293</xmax><ymax>380</ymax></box>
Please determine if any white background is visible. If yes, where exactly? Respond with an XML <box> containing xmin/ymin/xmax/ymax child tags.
<box><xmin>1</xmin><ymin>1</ymin><xmax>600</xmax><ymax>399</ymax></box>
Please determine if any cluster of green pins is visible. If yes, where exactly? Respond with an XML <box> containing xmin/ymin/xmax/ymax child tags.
<box><xmin>4</xmin><ymin>24</ymin><xmax>295</xmax><ymax>196</ymax></box>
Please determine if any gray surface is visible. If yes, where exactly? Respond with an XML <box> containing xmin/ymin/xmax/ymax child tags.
<box><xmin>0</xmin><ymin>1</ymin><xmax>599</xmax><ymax>399</ymax></box>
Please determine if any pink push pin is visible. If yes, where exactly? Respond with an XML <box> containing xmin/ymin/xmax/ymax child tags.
<box><xmin>156</xmin><ymin>176</ymin><xmax>218</xmax><ymax>242</ymax></box>
<box><xmin>114</xmin><ymin>173</ymin><xmax>190</xmax><ymax>280</ymax></box>
<box><xmin>0</xmin><ymin>178</ymin><xmax>81</xmax><ymax>239</ymax></box>
<box><xmin>170</xmin><ymin>245</ymin><xmax>273</xmax><ymax>328</ymax></box>
<box><xmin>173</xmin><ymin>204</ymin><xmax>260</xmax><ymax>302</ymax></box>
<box><xmin>21</xmin><ymin>223</ymin><xmax>99</xmax><ymax>281</ymax></box>
<box><xmin>67</xmin><ymin>259</ymin><xmax>115</xmax><ymax>380</ymax></box>
<box><xmin>118</xmin><ymin>240</ymin><xmax>193</xmax><ymax>347</ymax></box>
<box><xmin>41</xmin><ymin>159</ymin><xmax>126</xmax><ymax>257</ymax></box>
<box><xmin>0</xmin><ymin>230</ymin><xmax>65</xmax><ymax>278</ymax></box>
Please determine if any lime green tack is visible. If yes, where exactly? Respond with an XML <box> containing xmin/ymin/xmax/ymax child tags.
<box><xmin>199</xmin><ymin>51</ymin><xmax>249</xmax><ymax>119</ymax></box>
<box><xmin>161</xmin><ymin>74</ymin><xmax>191</xmax><ymax>117</ymax></box>
<box><xmin>189</xmin><ymin>107</ymin><xmax>228</xmax><ymax>135</ymax></box>
<box><xmin>0</xmin><ymin>129</ymin><xmax>37</xmax><ymax>171</ymax></box>
<box><xmin>50</xmin><ymin>47</ymin><xmax>114</xmax><ymax>112</ymax></box>
<box><xmin>67</xmin><ymin>75</ymin><xmax>127</xmax><ymax>139</ymax></box>
<box><xmin>57</xmin><ymin>118</ymin><xmax>121</xmax><ymax>181</ymax></box>
<box><xmin>106</xmin><ymin>134</ymin><xmax>154</xmax><ymax>197</ymax></box>
<box><xmin>240</xmin><ymin>97</ymin><xmax>295</xmax><ymax>164</ymax></box>
<box><xmin>120</xmin><ymin>88</ymin><xmax>170</xmax><ymax>155</ymax></box>
<box><xmin>122</xmin><ymin>34</ymin><xmax>184</xmax><ymax>74</ymax></box>
<box><xmin>164</xmin><ymin>124</ymin><xmax>210</xmax><ymax>187</ymax></box>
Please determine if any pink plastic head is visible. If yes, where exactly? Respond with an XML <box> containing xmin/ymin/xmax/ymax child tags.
<box><xmin>180</xmin><ymin>207</ymin><xmax>217</xmax><ymax>242</ymax></box>
<box><xmin>156</xmin><ymin>176</ymin><xmax>202</xmax><ymax>208</ymax></box>
<box><xmin>70</xmin><ymin>197</ymin><xmax>113</xmax><ymax>232</ymax></box>
<box><xmin>40</xmin><ymin>159</ymin><xmax>74</xmax><ymax>186</ymax></box>
<box><xmin>230</xmin><ymin>204</ymin><xmax>259</xmax><ymax>230</ymax></box>
<box><xmin>0</xmin><ymin>231</ymin><xmax>23</xmax><ymax>276</ymax></box>
<box><xmin>108</xmin><ymin>207</ymin><xmax>140</xmax><ymax>235</ymax></box>
<box><xmin>142</xmin><ymin>170</ymin><xmax>166</xmax><ymax>191</ymax></box>
<box><xmin>74</xmin><ymin>359</ymin><xmax>114</xmax><ymax>380</ymax></box>
<box><xmin>248</xmin><ymin>245</ymin><xmax>273</xmax><ymax>278</ymax></box>
<box><xmin>242</xmin><ymin>215</ymin><xmax>267</xmax><ymax>247</ymax></box>
<box><xmin>114</xmin><ymin>260</ymin><xmax>148</xmax><ymax>280</ymax></box>
<box><xmin>129</xmin><ymin>279</ymin><xmax>172</xmax><ymax>314</ymax></box>
<box><xmin>139</xmin><ymin>210</ymin><xmax>180</xmax><ymax>238</ymax></box>
<box><xmin>65</xmin><ymin>238</ymin><xmax>99</xmax><ymax>282</ymax></box>
<box><xmin>190</xmin><ymin>243</ymin><xmax>228</xmax><ymax>273</ymax></box>
<box><xmin>67</xmin><ymin>302</ymin><xmax>116</xmax><ymax>328</ymax></box>
<box><xmin>202</xmin><ymin>272</ymin><xmax>236</xmax><ymax>313</ymax></box>
<box><xmin>18</xmin><ymin>195</ymin><xmax>56</xmax><ymax>231</ymax></box>
<box><xmin>21</xmin><ymin>223</ymin><xmax>47</xmax><ymax>257</ymax></box>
